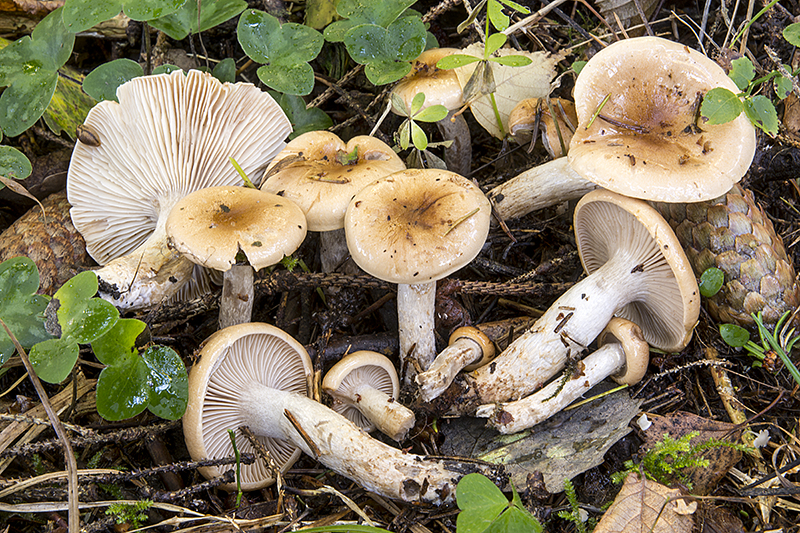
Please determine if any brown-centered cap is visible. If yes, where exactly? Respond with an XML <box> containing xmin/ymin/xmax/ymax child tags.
<box><xmin>183</xmin><ymin>322</ymin><xmax>313</xmax><ymax>491</ymax></box>
<box><xmin>574</xmin><ymin>189</ymin><xmax>700</xmax><ymax>352</ymax></box>
<box><xmin>392</xmin><ymin>48</ymin><xmax>464</xmax><ymax>113</ymax></box>
<box><xmin>598</xmin><ymin>317</ymin><xmax>650</xmax><ymax>385</ymax></box>
<box><xmin>450</xmin><ymin>326</ymin><xmax>496</xmax><ymax>371</ymax></box>
<box><xmin>262</xmin><ymin>132</ymin><xmax>406</xmax><ymax>232</ymax></box>
<box><xmin>322</xmin><ymin>350</ymin><xmax>400</xmax><ymax>432</ymax></box>
<box><xmin>568</xmin><ymin>36</ymin><xmax>756</xmax><ymax>202</ymax></box>
<box><xmin>166</xmin><ymin>186</ymin><xmax>307</xmax><ymax>271</ymax></box>
<box><xmin>508</xmin><ymin>98</ymin><xmax>577</xmax><ymax>158</ymax></box>
<box><xmin>345</xmin><ymin>169</ymin><xmax>491</xmax><ymax>284</ymax></box>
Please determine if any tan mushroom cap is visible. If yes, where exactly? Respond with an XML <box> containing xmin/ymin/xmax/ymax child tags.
<box><xmin>569</xmin><ymin>36</ymin><xmax>756</xmax><ymax>202</ymax></box>
<box><xmin>598</xmin><ymin>317</ymin><xmax>650</xmax><ymax>386</ymax></box>
<box><xmin>166</xmin><ymin>186</ymin><xmax>307</xmax><ymax>271</ymax></box>
<box><xmin>183</xmin><ymin>322</ymin><xmax>313</xmax><ymax>491</ymax></box>
<box><xmin>345</xmin><ymin>169</ymin><xmax>492</xmax><ymax>284</ymax></box>
<box><xmin>262</xmin><ymin>132</ymin><xmax>406</xmax><ymax>232</ymax></box>
<box><xmin>322</xmin><ymin>350</ymin><xmax>400</xmax><ymax>432</ymax></box>
<box><xmin>450</xmin><ymin>326</ymin><xmax>496</xmax><ymax>371</ymax></box>
<box><xmin>508</xmin><ymin>98</ymin><xmax>577</xmax><ymax>158</ymax></box>
<box><xmin>392</xmin><ymin>48</ymin><xmax>464</xmax><ymax>112</ymax></box>
<box><xmin>575</xmin><ymin>189</ymin><xmax>700</xmax><ymax>352</ymax></box>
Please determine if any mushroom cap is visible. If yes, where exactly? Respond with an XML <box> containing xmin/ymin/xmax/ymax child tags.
<box><xmin>508</xmin><ymin>98</ymin><xmax>577</xmax><ymax>158</ymax></box>
<box><xmin>569</xmin><ymin>36</ymin><xmax>756</xmax><ymax>202</ymax></box>
<box><xmin>321</xmin><ymin>350</ymin><xmax>400</xmax><ymax>432</ymax></box>
<box><xmin>449</xmin><ymin>326</ymin><xmax>496</xmax><ymax>371</ymax></box>
<box><xmin>183</xmin><ymin>322</ymin><xmax>313</xmax><ymax>491</ymax></box>
<box><xmin>166</xmin><ymin>186</ymin><xmax>307</xmax><ymax>271</ymax></box>
<box><xmin>68</xmin><ymin>69</ymin><xmax>291</xmax><ymax>266</ymax></box>
<box><xmin>345</xmin><ymin>169</ymin><xmax>492</xmax><ymax>284</ymax></box>
<box><xmin>392</xmin><ymin>48</ymin><xmax>464</xmax><ymax>112</ymax></box>
<box><xmin>574</xmin><ymin>189</ymin><xmax>700</xmax><ymax>352</ymax></box>
<box><xmin>598</xmin><ymin>317</ymin><xmax>650</xmax><ymax>386</ymax></box>
<box><xmin>261</xmin><ymin>132</ymin><xmax>406</xmax><ymax>232</ymax></box>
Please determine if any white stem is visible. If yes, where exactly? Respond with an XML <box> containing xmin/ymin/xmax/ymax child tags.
<box><xmin>456</xmin><ymin>253</ymin><xmax>641</xmax><ymax>411</ymax></box>
<box><xmin>476</xmin><ymin>342</ymin><xmax>626</xmax><ymax>434</ymax></box>
<box><xmin>219</xmin><ymin>265</ymin><xmax>255</xmax><ymax>329</ymax></box>
<box><xmin>487</xmin><ymin>158</ymin><xmax>597</xmax><ymax>220</ymax></box>
<box><xmin>349</xmin><ymin>382</ymin><xmax>415</xmax><ymax>442</ymax></box>
<box><xmin>242</xmin><ymin>383</ymin><xmax>487</xmax><ymax>505</ymax></box>
<box><xmin>437</xmin><ymin>111</ymin><xmax>471</xmax><ymax>177</ymax></box>
<box><xmin>397</xmin><ymin>282</ymin><xmax>436</xmax><ymax>384</ymax></box>
<box><xmin>416</xmin><ymin>337</ymin><xmax>481</xmax><ymax>402</ymax></box>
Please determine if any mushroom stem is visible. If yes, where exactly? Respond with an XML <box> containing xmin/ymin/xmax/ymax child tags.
<box><xmin>219</xmin><ymin>264</ymin><xmax>255</xmax><ymax>329</ymax></box>
<box><xmin>346</xmin><ymin>382</ymin><xmax>415</xmax><ymax>442</ymax></box>
<box><xmin>487</xmin><ymin>158</ymin><xmax>596</xmax><ymax>220</ymax></box>
<box><xmin>437</xmin><ymin>111</ymin><xmax>471</xmax><ymax>176</ymax></box>
<box><xmin>397</xmin><ymin>282</ymin><xmax>436</xmax><ymax>383</ymax></box>
<box><xmin>476</xmin><ymin>341</ymin><xmax>626</xmax><ymax>434</ymax></box>
<box><xmin>416</xmin><ymin>328</ymin><xmax>494</xmax><ymax>402</ymax></box>
<box><xmin>240</xmin><ymin>382</ymin><xmax>491</xmax><ymax>505</ymax></box>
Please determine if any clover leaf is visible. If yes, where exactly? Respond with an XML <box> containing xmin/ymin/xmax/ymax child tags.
<box><xmin>93</xmin><ymin>318</ymin><xmax>188</xmax><ymax>421</ymax></box>
<box><xmin>238</xmin><ymin>9</ymin><xmax>323</xmax><ymax>95</ymax></box>
<box><xmin>456</xmin><ymin>473</ymin><xmax>542</xmax><ymax>533</ymax></box>
<box><xmin>0</xmin><ymin>8</ymin><xmax>75</xmax><ymax>137</ymax></box>
<box><xmin>29</xmin><ymin>271</ymin><xmax>119</xmax><ymax>384</ymax></box>
<box><xmin>323</xmin><ymin>0</ymin><xmax>417</xmax><ymax>42</ymax></box>
<box><xmin>0</xmin><ymin>257</ymin><xmax>51</xmax><ymax>365</ymax></box>
<box><xmin>269</xmin><ymin>91</ymin><xmax>333</xmax><ymax>139</ymax></box>
<box><xmin>83</xmin><ymin>59</ymin><xmax>144</xmax><ymax>102</ymax></box>
<box><xmin>62</xmin><ymin>0</ymin><xmax>188</xmax><ymax>33</ymax></box>
<box><xmin>149</xmin><ymin>0</ymin><xmax>247</xmax><ymax>41</ymax></box>
<box><xmin>344</xmin><ymin>16</ymin><xmax>427</xmax><ymax>85</ymax></box>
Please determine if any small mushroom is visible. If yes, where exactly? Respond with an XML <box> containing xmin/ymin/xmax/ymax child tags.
<box><xmin>488</xmin><ymin>36</ymin><xmax>756</xmax><ymax>220</ymax></box>
<box><xmin>322</xmin><ymin>351</ymin><xmax>415</xmax><ymax>442</ymax></box>
<box><xmin>165</xmin><ymin>186</ymin><xmax>307</xmax><ymax>328</ymax></box>
<box><xmin>445</xmin><ymin>189</ymin><xmax>700</xmax><ymax>414</ymax></box>
<box><xmin>261</xmin><ymin>131</ymin><xmax>405</xmax><ymax>273</ymax></box>
<box><xmin>415</xmin><ymin>326</ymin><xmax>495</xmax><ymax>402</ymax></box>
<box><xmin>345</xmin><ymin>169</ymin><xmax>492</xmax><ymax>384</ymax></box>
<box><xmin>68</xmin><ymin>70</ymin><xmax>291</xmax><ymax>309</ymax></box>
<box><xmin>477</xmin><ymin>317</ymin><xmax>649</xmax><ymax>433</ymax></box>
<box><xmin>184</xmin><ymin>322</ymin><xmax>499</xmax><ymax>504</ymax></box>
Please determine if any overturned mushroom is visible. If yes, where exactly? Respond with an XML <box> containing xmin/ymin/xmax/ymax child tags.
<box><xmin>477</xmin><ymin>317</ymin><xmax>649</xmax><ymax>433</ymax></box>
<box><xmin>322</xmin><ymin>350</ymin><xmax>415</xmax><ymax>442</ymax></box>
<box><xmin>184</xmin><ymin>322</ymin><xmax>502</xmax><ymax>504</ymax></box>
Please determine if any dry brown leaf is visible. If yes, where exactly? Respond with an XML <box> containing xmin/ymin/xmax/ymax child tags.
<box><xmin>593</xmin><ymin>473</ymin><xmax>694</xmax><ymax>533</ymax></box>
<box><xmin>454</xmin><ymin>44</ymin><xmax>560</xmax><ymax>139</ymax></box>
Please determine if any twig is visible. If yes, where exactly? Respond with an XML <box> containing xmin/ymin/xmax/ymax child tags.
<box><xmin>240</xmin><ymin>425</ymin><xmax>285</xmax><ymax>512</ymax></box>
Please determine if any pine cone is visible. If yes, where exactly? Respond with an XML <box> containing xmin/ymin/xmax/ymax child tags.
<box><xmin>655</xmin><ymin>184</ymin><xmax>799</xmax><ymax>330</ymax></box>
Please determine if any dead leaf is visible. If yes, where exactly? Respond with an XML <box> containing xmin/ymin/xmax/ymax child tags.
<box><xmin>782</xmin><ymin>93</ymin><xmax>800</xmax><ymax>137</ymax></box>
<box><xmin>643</xmin><ymin>411</ymin><xmax>743</xmax><ymax>495</ymax></box>
<box><xmin>454</xmin><ymin>44</ymin><xmax>561</xmax><ymax>139</ymax></box>
<box><xmin>593</xmin><ymin>473</ymin><xmax>694</xmax><ymax>533</ymax></box>
<box><xmin>0</xmin><ymin>175</ymin><xmax>45</xmax><ymax>220</ymax></box>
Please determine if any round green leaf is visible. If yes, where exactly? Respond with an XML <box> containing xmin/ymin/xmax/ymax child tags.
<box><xmin>699</xmin><ymin>267</ymin><xmax>724</xmax><ymax>297</ymax></box>
<box><xmin>700</xmin><ymin>87</ymin><xmax>743</xmax><ymax>126</ymax></box>
<box><xmin>96</xmin><ymin>358</ymin><xmax>150</xmax><ymax>421</ymax></box>
<box><xmin>743</xmin><ymin>94</ymin><xmax>778</xmax><ymax>137</ymax></box>
<box><xmin>0</xmin><ymin>257</ymin><xmax>51</xmax><ymax>363</ymax></box>
<box><xmin>783</xmin><ymin>22</ymin><xmax>800</xmax><ymax>47</ymax></box>
<box><xmin>485</xmin><ymin>32</ymin><xmax>507</xmax><ymax>57</ymax></box>
<box><xmin>0</xmin><ymin>145</ymin><xmax>32</xmax><ymax>181</ymax></box>
<box><xmin>62</xmin><ymin>0</ymin><xmax>122</xmax><ymax>33</ymax></box>
<box><xmin>365</xmin><ymin>60</ymin><xmax>412</xmax><ymax>86</ymax></box>
<box><xmin>720</xmin><ymin>323</ymin><xmax>750</xmax><ymax>348</ymax></box>
<box><xmin>0</xmin><ymin>70</ymin><xmax>58</xmax><ymax>137</ymax></box>
<box><xmin>92</xmin><ymin>318</ymin><xmax>147</xmax><ymax>366</ymax></box>
<box><xmin>728</xmin><ymin>57</ymin><xmax>755</xmax><ymax>92</ymax></box>
<box><xmin>149</xmin><ymin>0</ymin><xmax>246</xmax><ymax>41</ymax></box>
<box><xmin>30</xmin><ymin>8</ymin><xmax>75</xmax><ymax>71</ymax></box>
<box><xmin>142</xmin><ymin>345</ymin><xmax>188</xmax><ymax>420</ymax></box>
<box><xmin>257</xmin><ymin>62</ymin><xmax>316</xmax><ymax>96</ymax></box>
<box><xmin>152</xmin><ymin>64</ymin><xmax>182</xmax><ymax>75</ymax></box>
<box><xmin>414</xmin><ymin>104</ymin><xmax>448</xmax><ymax>123</ymax></box>
<box><xmin>124</xmin><ymin>0</ymin><xmax>187</xmax><ymax>22</ymax></box>
<box><xmin>29</xmin><ymin>337</ymin><xmax>79</xmax><ymax>383</ymax></box>
<box><xmin>457</xmin><ymin>473</ymin><xmax>509</xmax><ymax>510</ymax></box>
<box><xmin>212</xmin><ymin>57</ymin><xmax>236</xmax><ymax>84</ymax></box>
<box><xmin>83</xmin><ymin>59</ymin><xmax>143</xmax><ymax>102</ymax></box>
<box><xmin>67</xmin><ymin>297</ymin><xmax>119</xmax><ymax>344</ymax></box>
<box><xmin>269</xmin><ymin>91</ymin><xmax>333</xmax><ymax>139</ymax></box>
<box><xmin>775</xmin><ymin>74</ymin><xmax>793</xmax><ymax>100</ymax></box>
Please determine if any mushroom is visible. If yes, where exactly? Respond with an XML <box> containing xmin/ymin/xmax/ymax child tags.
<box><xmin>415</xmin><ymin>326</ymin><xmax>495</xmax><ymax>402</ymax></box>
<box><xmin>261</xmin><ymin>131</ymin><xmax>406</xmax><ymax>273</ymax></box>
<box><xmin>165</xmin><ymin>186</ymin><xmax>307</xmax><ymax>328</ymax></box>
<box><xmin>507</xmin><ymin>97</ymin><xmax>578</xmax><ymax>158</ymax></box>
<box><xmin>184</xmin><ymin>322</ymin><xmax>500</xmax><ymax>504</ymax></box>
<box><xmin>488</xmin><ymin>36</ymin><xmax>757</xmax><ymax>220</ymax></box>
<box><xmin>345</xmin><ymin>169</ymin><xmax>492</xmax><ymax>384</ymax></box>
<box><xmin>322</xmin><ymin>350</ymin><xmax>415</xmax><ymax>442</ymax></box>
<box><xmin>476</xmin><ymin>317</ymin><xmax>649</xmax><ymax>433</ymax></box>
<box><xmin>68</xmin><ymin>69</ymin><xmax>291</xmax><ymax>309</ymax></box>
<box><xmin>391</xmin><ymin>48</ymin><xmax>471</xmax><ymax>175</ymax></box>
<box><xmin>444</xmin><ymin>189</ymin><xmax>700</xmax><ymax>414</ymax></box>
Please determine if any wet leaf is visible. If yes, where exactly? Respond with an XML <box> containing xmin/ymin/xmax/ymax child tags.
<box><xmin>0</xmin><ymin>257</ymin><xmax>51</xmax><ymax>364</ymax></box>
<box><xmin>699</xmin><ymin>267</ymin><xmax>724</xmax><ymax>297</ymax></box>
<box><xmin>700</xmin><ymin>87</ymin><xmax>743</xmax><ymax>126</ymax></box>
<box><xmin>344</xmin><ymin>16</ymin><xmax>427</xmax><ymax>86</ymax></box>
<box><xmin>268</xmin><ymin>91</ymin><xmax>333</xmax><ymax>139</ymax></box>
<box><xmin>96</xmin><ymin>354</ymin><xmax>151</xmax><ymax>420</ymax></box>
<box><xmin>92</xmin><ymin>318</ymin><xmax>146</xmax><ymax>366</ymax></box>
<box><xmin>456</xmin><ymin>474</ymin><xmax>543</xmax><ymax>533</ymax></box>
<box><xmin>0</xmin><ymin>145</ymin><xmax>31</xmax><ymax>182</ymax></box>
<box><xmin>720</xmin><ymin>323</ymin><xmax>750</xmax><ymax>348</ymax></box>
<box><xmin>82</xmin><ymin>58</ymin><xmax>144</xmax><ymax>102</ymax></box>
<box><xmin>728</xmin><ymin>57</ymin><xmax>754</xmax><ymax>92</ymax></box>
<box><xmin>743</xmin><ymin>94</ymin><xmax>778</xmax><ymax>136</ymax></box>
<box><xmin>141</xmin><ymin>345</ymin><xmax>188</xmax><ymax>419</ymax></box>
<box><xmin>212</xmin><ymin>57</ymin><xmax>236</xmax><ymax>84</ymax></box>
<box><xmin>149</xmin><ymin>0</ymin><xmax>246</xmax><ymax>41</ymax></box>
<box><xmin>323</xmin><ymin>0</ymin><xmax>416</xmax><ymax>42</ymax></box>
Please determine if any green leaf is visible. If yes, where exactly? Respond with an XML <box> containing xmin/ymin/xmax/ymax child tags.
<box><xmin>490</xmin><ymin>54</ymin><xmax>532</xmax><ymax>67</ymax></box>
<box><xmin>92</xmin><ymin>318</ymin><xmax>146</xmax><ymax>366</ymax></box>
<box><xmin>124</xmin><ymin>0</ymin><xmax>188</xmax><ymax>22</ymax></box>
<box><xmin>457</xmin><ymin>473</ymin><xmax>509</xmax><ymax>529</ymax></box>
<box><xmin>414</xmin><ymin>104</ymin><xmax>448</xmax><ymax>123</ymax></box>
<box><xmin>344</xmin><ymin>17</ymin><xmax>426</xmax><ymax>86</ymax></box>
<box><xmin>0</xmin><ymin>70</ymin><xmax>58</xmax><ymax>137</ymax></box>
<box><xmin>410</xmin><ymin>91</ymin><xmax>426</xmax><ymax>115</ymax></box>
<box><xmin>305</xmin><ymin>0</ymin><xmax>339</xmax><ymax>30</ymax></box>
<box><xmin>490</xmin><ymin>506</ymin><xmax>543</xmax><ymax>533</ymax></box>
<box><xmin>31</xmin><ymin>8</ymin><xmax>75</xmax><ymax>71</ymax></box>
<box><xmin>783</xmin><ymin>22</ymin><xmax>800</xmax><ymax>47</ymax></box>
<box><xmin>728</xmin><ymin>57</ymin><xmax>755</xmax><ymax>92</ymax></box>
<box><xmin>323</xmin><ymin>0</ymin><xmax>417</xmax><ymax>42</ymax></box>
<box><xmin>53</xmin><ymin>271</ymin><xmax>119</xmax><ymax>344</ymax></box>
<box><xmin>743</xmin><ymin>94</ymin><xmax>778</xmax><ymax>136</ymax></box>
<box><xmin>498</xmin><ymin>0</ymin><xmax>530</xmax><ymax>14</ymax></box>
<box><xmin>96</xmin><ymin>354</ymin><xmax>150</xmax><ymax>421</ymax></box>
<box><xmin>212</xmin><ymin>57</ymin><xmax>236</xmax><ymax>84</ymax></box>
<box><xmin>82</xmin><ymin>58</ymin><xmax>144</xmax><ymax>102</ymax></box>
<box><xmin>28</xmin><ymin>337</ymin><xmax>79</xmax><ymax>383</ymax></box>
<box><xmin>437</xmin><ymin>53</ymin><xmax>482</xmax><ymax>70</ymax></box>
<box><xmin>142</xmin><ymin>345</ymin><xmax>188</xmax><ymax>419</ymax></box>
<box><xmin>700</xmin><ymin>87</ymin><xmax>743</xmax><ymax>125</ymax></box>
<box><xmin>410</xmin><ymin>120</ymin><xmax>428</xmax><ymax>150</ymax></box>
<box><xmin>484</xmin><ymin>32</ymin><xmax>507</xmax><ymax>57</ymax></box>
<box><xmin>149</xmin><ymin>0</ymin><xmax>246</xmax><ymax>41</ymax></box>
<box><xmin>699</xmin><ymin>266</ymin><xmax>724</xmax><ymax>297</ymax></box>
<box><xmin>0</xmin><ymin>257</ymin><xmax>51</xmax><ymax>364</ymax></box>
<box><xmin>720</xmin><ymin>323</ymin><xmax>750</xmax><ymax>348</ymax></box>
<box><xmin>775</xmin><ymin>73</ymin><xmax>793</xmax><ymax>100</ymax></box>
<box><xmin>487</xmin><ymin>0</ymin><xmax>510</xmax><ymax>32</ymax></box>
<box><xmin>269</xmin><ymin>91</ymin><xmax>333</xmax><ymax>139</ymax></box>
<box><xmin>62</xmin><ymin>0</ymin><xmax>122</xmax><ymax>33</ymax></box>
<box><xmin>0</xmin><ymin>145</ymin><xmax>32</xmax><ymax>181</ymax></box>
<box><xmin>152</xmin><ymin>64</ymin><xmax>182</xmax><ymax>75</ymax></box>
<box><xmin>43</xmin><ymin>65</ymin><xmax>97</xmax><ymax>139</ymax></box>
<box><xmin>572</xmin><ymin>60</ymin><xmax>586</xmax><ymax>75</ymax></box>
<box><xmin>238</xmin><ymin>9</ymin><xmax>323</xmax><ymax>95</ymax></box>
<box><xmin>398</xmin><ymin>120</ymin><xmax>411</xmax><ymax>150</ymax></box>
